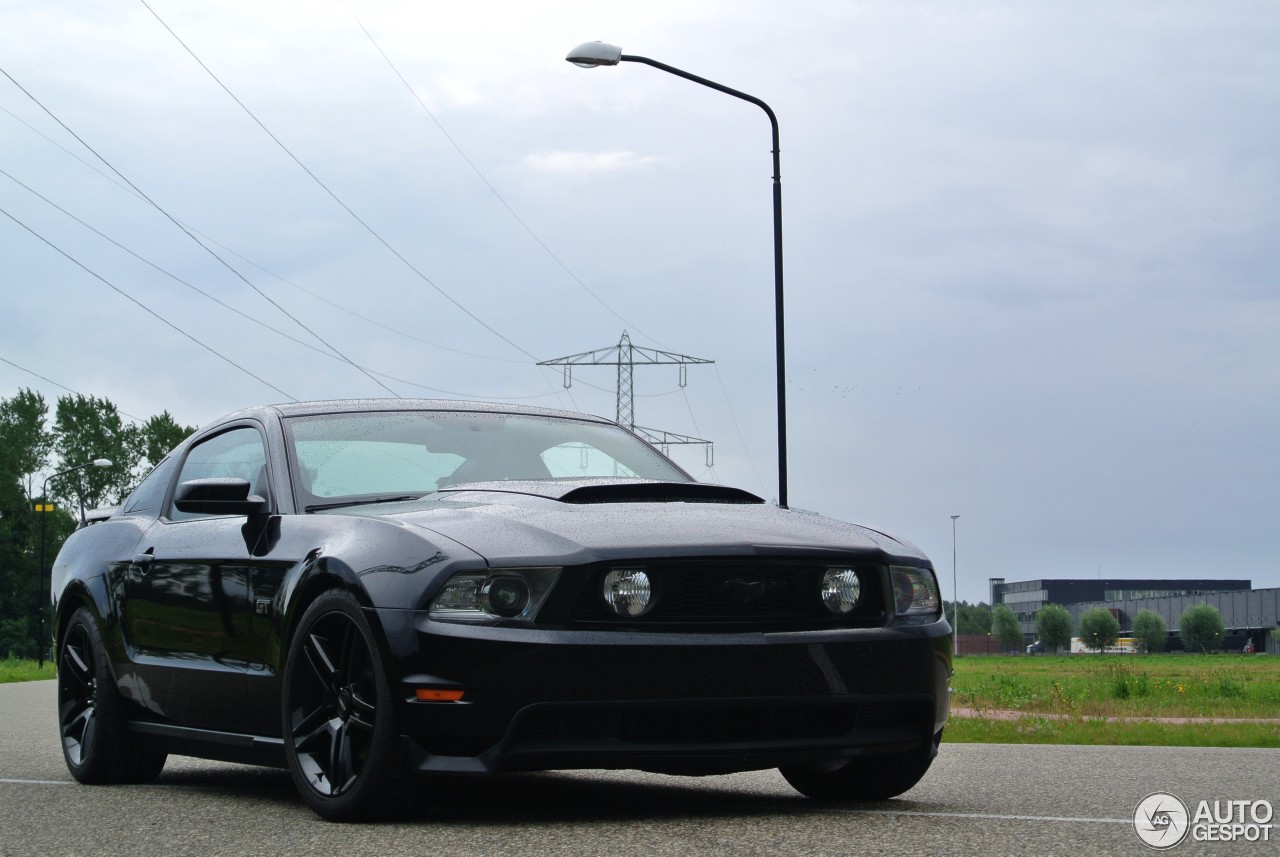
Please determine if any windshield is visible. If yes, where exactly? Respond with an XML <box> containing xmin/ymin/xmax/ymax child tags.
<box><xmin>284</xmin><ymin>410</ymin><xmax>691</xmax><ymax>509</ymax></box>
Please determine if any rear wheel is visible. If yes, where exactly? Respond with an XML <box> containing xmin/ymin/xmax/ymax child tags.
<box><xmin>58</xmin><ymin>607</ymin><xmax>167</xmax><ymax>784</ymax></box>
<box><xmin>282</xmin><ymin>591</ymin><xmax>405</xmax><ymax>822</ymax></box>
<box><xmin>780</xmin><ymin>732</ymin><xmax>941</xmax><ymax>802</ymax></box>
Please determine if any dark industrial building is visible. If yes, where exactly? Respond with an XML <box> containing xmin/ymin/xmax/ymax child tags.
<box><xmin>1067</xmin><ymin>587</ymin><xmax>1280</xmax><ymax>653</ymax></box>
<box><xmin>988</xmin><ymin>577</ymin><xmax>1277</xmax><ymax>652</ymax></box>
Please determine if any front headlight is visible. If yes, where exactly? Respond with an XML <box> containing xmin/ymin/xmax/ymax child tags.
<box><xmin>429</xmin><ymin>568</ymin><xmax>560</xmax><ymax>623</ymax></box>
<box><xmin>890</xmin><ymin>565</ymin><xmax>941</xmax><ymax>623</ymax></box>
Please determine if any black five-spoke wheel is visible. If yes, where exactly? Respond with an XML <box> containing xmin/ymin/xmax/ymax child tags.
<box><xmin>283</xmin><ymin>591</ymin><xmax>403</xmax><ymax>821</ymax></box>
<box><xmin>57</xmin><ymin>606</ymin><xmax>166</xmax><ymax>784</ymax></box>
<box><xmin>58</xmin><ymin>621</ymin><xmax>100</xmax><ymax>770</ymax></box>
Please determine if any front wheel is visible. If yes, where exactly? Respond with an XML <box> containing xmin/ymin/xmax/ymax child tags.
<box><xmin>282</xmin><ymin>591</ymin><xmax>406</xmax><ymax>821</ymax></box>
<box><xmin>780</xmin><ymin>732</ymin><xmax>941</xmax><ymax>802</ymax></box>
<box><xmin>58</xmin><ymin>607</ymin><xmax>167</xmax><ymax>784</ymax></box>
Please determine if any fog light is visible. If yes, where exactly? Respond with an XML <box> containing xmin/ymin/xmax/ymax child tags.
<box><xmin>820</xmin><ymin>568</ymin><xmax>861</xmax><ymax>614</ymax></box>
<box><xmin>481</xmin><ymin>576</ymin><xmax>530</xmax><ymax>617</ymax></box>
<box><xmin>603</xmin><ymin>569</ymin><xmax>653</xmax><ymax>617</ymax></box>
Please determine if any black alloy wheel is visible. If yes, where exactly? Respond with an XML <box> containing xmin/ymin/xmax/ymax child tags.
<box><xmin>58</xmin><ymin>606</ymin><xmax>166</xmax><ymax>784</ymax></box>
<box><xmin>282</xmin><ymin>591</ymin><xmax>404</xmax><ymax>821</ymax></box>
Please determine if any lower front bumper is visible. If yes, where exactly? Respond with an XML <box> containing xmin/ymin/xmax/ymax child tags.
<box><xmin>371</xmin><ymin>610</ymin><xmax>953</xmax><ymax>776</ymax></box>
<box><xmin>407</xmin><ymin>693</ymin><xmax>938</xmax><ymax>776</ymax></box>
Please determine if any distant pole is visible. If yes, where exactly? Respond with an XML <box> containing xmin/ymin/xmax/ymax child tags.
<box><xmin>951</xmin><ymin>515</ymin><xmax>961</xmax><ymax>656</ymax></box>
<box><xmin>38</xmin><ymin>497</ymin><xmax>48</xmax><ymax>669</ymax></box>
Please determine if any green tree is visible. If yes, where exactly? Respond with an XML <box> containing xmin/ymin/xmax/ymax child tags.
<box><xmin>1078</xmin><ymin>608</ymin><xmax>1120</xmax><ymax>653</ymax></box>
<box><xmin>51</xmin><ymin>394</ymin><xmax>140</xmax><ymax>514</ymax></box>
<box><xmin>1035</xmin><ymin>604</ymin><xmax>1074</xmax><ymax>654</ymax></box>
<box><xmin>0</xmin><ymin>388</ymin><xmax>53</xmax><ymax>496</ymax></box>
<box><xmin>957</xmin><ymin>602</ymin><xmax>993</xmax><ymax>636</ymax></box>
<box><xmin>137</xmin><ymin>410</ymin><xmax>195</xmax><ymax>470</ymax></box>
<box><xmin>1179</xmin><ymin>604</ymin><xmax>1225</xmax><ymax>653</ymax></box>
<box><xmin>991</xmin><ymin>604</ymin><xmax>1023</xmax><ymax>651</ymax></box>
<box><xmin>0</xmin><ymin>389</ymin><xmax>54</xmax><ymax>658</ymax></box>
<box><xmin>1132</xmin><ymin>610</ymin><xmax>1167</xmax><ymax>654</ymax></box>
<box><xmin>0</xmin><ymin>388</ymin><xmax>197</xmax><ymax>657</ymax></box>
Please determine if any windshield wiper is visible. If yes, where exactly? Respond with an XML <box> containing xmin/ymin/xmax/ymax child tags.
<box><xmin>305</xmin><ymin>495</ymin><xmax>422</xmax><ymax>512</ymax></box>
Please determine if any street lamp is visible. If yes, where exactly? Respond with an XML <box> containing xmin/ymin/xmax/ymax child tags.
<box><xmin>951</xmin><ymin>514</ymin><xmax>961</xmax><ymax>656</ymax></box>
<box><xmin>36</xmin><ymin>457</ymin><xmax>111</xmax><ymax>668</ymax></box>
<box><xmin>566</xmin><ymin>41</ymin><xmax>790</xmax><ymax>509</ymax></box>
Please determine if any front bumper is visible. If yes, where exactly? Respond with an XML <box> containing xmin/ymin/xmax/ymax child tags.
<box><xmin>373</xmin><ymin>610</ymin><xmax>953</xmax><ymax>776</ymax></box>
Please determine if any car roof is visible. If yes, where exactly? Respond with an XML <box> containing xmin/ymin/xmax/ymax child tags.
<box><xmin>212</xmin><ymin>398</ymin><xmax>616</xmax><ymax>426</ymax></box>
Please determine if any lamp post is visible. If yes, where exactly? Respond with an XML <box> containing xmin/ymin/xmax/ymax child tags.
<box><xmin>36</xmin><ymin>458</ymin><xmax>112</xmax><ymax>668</ymax></box>
<box><xmin>566</xmin><ymin>41</ymin><xmax>789</xmax><ymax>509</ymax></box>
<box><xmin>950</xmin><ymin>514</ymin><xmax>960</xmax><ymax>656</ymax></box>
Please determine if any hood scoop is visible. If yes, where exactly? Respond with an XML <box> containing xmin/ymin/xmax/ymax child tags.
<box><xmin>437</xmin><ymin>479</ymin><xmax>764</xmax><ymax>505</ymax></box>
<box><xmin>559</xmin><ymin>482</ymin><xmax>765</xmax><ymax>505</ymax></box>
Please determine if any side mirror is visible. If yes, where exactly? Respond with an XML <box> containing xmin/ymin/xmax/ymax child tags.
<box><xmin>174</xmin><ymin>478</ymin><xmax>267</xmax><ymax>516</ymax></box>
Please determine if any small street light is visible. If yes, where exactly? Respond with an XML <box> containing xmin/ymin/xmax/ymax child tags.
<box><xmin>36</xmin><ymin>458</ymin><xmax>111</xmax><ymax>668</ymax></box>
<box><xmin>566</xmin><ymin>41</ymin><xmax>790</xmax><ymax>509</ymax></box>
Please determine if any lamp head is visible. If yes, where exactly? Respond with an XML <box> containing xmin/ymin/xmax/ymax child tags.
<box><xmin>92</xmin><ymin>458</ymin><xmax>112</xmax><ymax>468</ymax></box>
<box><xmin>566</xmin><ymin>41</ymin><xmax>622</xmax><ymax>68</ymax></box>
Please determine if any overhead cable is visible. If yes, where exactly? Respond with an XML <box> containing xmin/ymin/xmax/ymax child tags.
<box><xmin>0</xmin><ymin>206</ymin><xmax>298</xmax><ymax>402</ymax></box>
<box><xmin>345</xmin><ymin>5</ymin><xmax>668</xmax><ymax>350</ymax></box>
<box><xmin>0</xmin><ymin>355</ymin><xmax>146</xmax><ymax>424</ymax></box>
<box><xmin>0</xmin><ymin>105</ymin><xmax>529</xmax><ymax>366</ymax></box>
<box><xmin>0</xmin><ymin>65</ymin><xmax>401</xmax><ymax>399</ymax></box>
<box><xmin>138</xmin><ymin>0</ymin><xmax>537</xmax><ymax>362</ymax></box>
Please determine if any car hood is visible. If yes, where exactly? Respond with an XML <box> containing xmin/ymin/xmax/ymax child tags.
<box><xmin>332</xmin><ymin>480</ymin><xmax>929</xmax><ymax>567</ymax></box>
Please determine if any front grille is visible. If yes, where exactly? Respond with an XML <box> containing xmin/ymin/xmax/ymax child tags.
<box><xmin>567</xmin><ymin>559</ymin><xmax>886</xmax><ymax>629</ymax></box>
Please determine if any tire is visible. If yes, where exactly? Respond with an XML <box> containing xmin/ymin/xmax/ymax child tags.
<box><xmin>282</xmin><ymin>591</ymin><xmax>406</xmax><ymax>822</ymax></box>
<box><xmin>780</xmin><ymin>732</ymin><xmax>941</xmax><ymax>802</ymax></box>
<box><xmin>57</xmin><ymin>606</ymin><xmax>167</xmax><ymax>784</ymax></box>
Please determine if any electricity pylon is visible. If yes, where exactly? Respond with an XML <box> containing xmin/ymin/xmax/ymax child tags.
<box><xmin>538</xmin><ymin>331</ymin><xmax>715</xmax><ymax>466</ymax></box>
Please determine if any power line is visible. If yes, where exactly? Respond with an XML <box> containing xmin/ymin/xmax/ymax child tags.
<box><xmin>1</xmin><ymin>205</ymin><xmax>298</xmax><ymax>401</ymax></box>
<box><xmin>0</xmin><ymin>167</ymin><xmax>562</xmax><ymax>401</ymax></box>
<box><xmin>0</xmin><ymin>355</ymin><xmax>147</xmax><ymax>424</ymax></box>
<box><xmin>0</xmin><ymin>64</ymin><xmax>401</xmax><ymax>399</ymax></box>
<box><xmin>1</xmin><ymin>108</ymin><xmax>576</xmax><ymax>410</ymax></box>
<box><xmin>0</xmin><ymin>105</ymin><xmax>531</xmax><ymax>367</ymax></box>
<box><xmin>138</xmin><ymin>0</ymin><xmax>537</xmax><ymax>363</ymax></box>
<box><xmin>345</xmin><ymin>4</ymin><xmax>668</xmax><ymax>351</ymax></box>
<box><xmin>193</xmin><ymin>233</ymin><xmax>530</xmax><ymax>365</ymax></box>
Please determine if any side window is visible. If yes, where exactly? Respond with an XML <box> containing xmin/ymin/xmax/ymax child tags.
<box><xmin>120</xmin><ymin>455</ymin><xmax>178</xmax><ymax>516</ymax></box>
<box><xmin>168</xmin><ymin>426</ymin><xmax>267</xmax><ymax>520</ymax></box>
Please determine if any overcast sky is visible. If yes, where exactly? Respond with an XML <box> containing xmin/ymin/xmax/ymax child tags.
<box><xmin>2</xmin><ymin>1</ymin><xmax>1276</xmax><ymax>603</ymax></box>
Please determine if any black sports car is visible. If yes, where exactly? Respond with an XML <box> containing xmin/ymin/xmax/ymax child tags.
<box><xmin>52</xmin><ymin>399</ymin><xmax>952</xmax><ymax>820</ymax></box>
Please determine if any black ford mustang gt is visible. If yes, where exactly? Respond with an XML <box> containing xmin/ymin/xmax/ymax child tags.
<box><xmin>52</xmin><ymin>399</ymin><xmax>952</xmax><ymax>821</ymax></box>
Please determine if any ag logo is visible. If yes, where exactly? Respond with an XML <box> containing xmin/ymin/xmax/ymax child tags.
<box><xmin>1134</xmin><ymin>792</ymin><xmax>1191</xmax><ymax>849</ymax></box>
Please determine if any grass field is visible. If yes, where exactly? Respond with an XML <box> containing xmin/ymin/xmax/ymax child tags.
<box><xmin>945</xmin><ymin>715</ymin><xmax>1280</xmax><ymax>747</ymax></box>
<box><xmin>946</xmin><ymin>653</ymin><xmax>1280</xmax><ymax>748</ymax></box>
<box><xmin>0</xmin><ymin>657</ymin><xmax>54</xmax><ymax>683</ymax></box>
<box><xmin>951</xmin><ymin>653</ymin><xmax>1280</xmax><ymax>719</ymax></box>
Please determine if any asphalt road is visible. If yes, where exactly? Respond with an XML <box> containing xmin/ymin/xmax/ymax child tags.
<box><xmin>2</xmin><ymin>681</ymin><xmax>1276</xmax><ymax>857</ymax></box>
